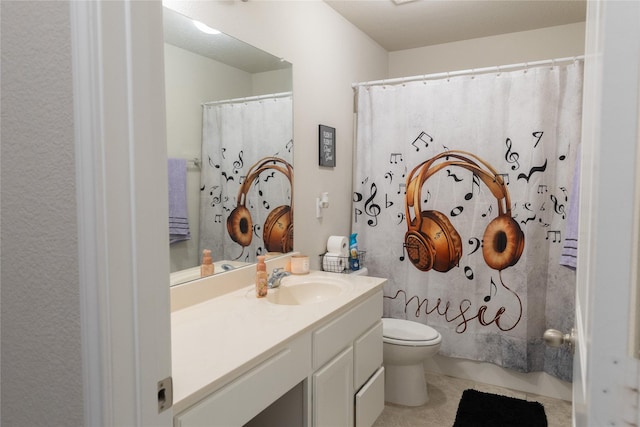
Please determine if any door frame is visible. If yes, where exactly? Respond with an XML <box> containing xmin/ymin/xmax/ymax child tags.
<box><xmin>71</xmin><ymin>1</ymin><xmax>173</xmax><ymax>425</ymax></box>
<box><xmin>575</xmin><ymin>1</ymin><xmax>640</xmax><ymax>425</ymax></box>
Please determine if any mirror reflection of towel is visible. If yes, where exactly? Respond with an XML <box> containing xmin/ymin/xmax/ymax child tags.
<box><xmin>560</xmin><ymin>145</ymin><xmax>580</xmax><ymax>270</ymax></box>
<box><xmin>168</xmin><ymin>158</ymin><xmax>191</xmax><ymax>244</ymax></box>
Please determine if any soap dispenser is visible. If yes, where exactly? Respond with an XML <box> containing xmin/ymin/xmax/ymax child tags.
<box><xmin>200</xmin><ymin>249</ymin><xmax>214</xmax><ymax>278</ymax></box>
<box><xmin>256</xmin><ymin>255</ymin><xmax>268</xmax><ymax>298</ymax></box>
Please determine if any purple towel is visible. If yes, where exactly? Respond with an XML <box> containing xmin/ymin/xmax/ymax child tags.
<box><xmin>168</xmin><ymin>158</ymin><xmax>191</xmax><ymax>244</ymax></box>
<box><xmin>560</xmin><ymin>145</ymin><xmax>580</xmax><ymax>270</ymax></box>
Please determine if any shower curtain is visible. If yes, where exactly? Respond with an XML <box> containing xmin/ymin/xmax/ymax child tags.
<box><xmin>200</xmin><ymin>93</ymin><xmax>293</xmax><ymax>262</ymax></box>
<box><xmin>352</xmin><ymin>60</ymin><xmax>582</xmax><ymax>381</ymax></box>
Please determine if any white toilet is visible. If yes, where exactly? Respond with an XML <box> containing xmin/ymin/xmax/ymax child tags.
<box><xmin>382</xmin><ymin>318</ymin><xmax>442</xmax><ymax>406</ymax></box>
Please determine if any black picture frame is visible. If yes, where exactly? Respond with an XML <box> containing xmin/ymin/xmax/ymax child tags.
<box><xmin>319</xmin><ymin>124</ymin><xmax>336</xmax><ymax>167</ymax></box>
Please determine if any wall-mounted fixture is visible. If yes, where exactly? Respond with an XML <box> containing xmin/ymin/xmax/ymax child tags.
<box><xmin>316</xmin><ymin>192</ymin><xmax>329</xmax><ymax>218</ymax></box>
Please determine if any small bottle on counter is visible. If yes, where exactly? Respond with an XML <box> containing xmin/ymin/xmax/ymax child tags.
<box><xmin>256</xmin><ymin>255</ymin><xmax>268</xmax><ymax>298</ymax></box>
<box><xmin>200</xmin><ymin>249</ymin><xmax>214</xmax><ymax>278</ymax></box>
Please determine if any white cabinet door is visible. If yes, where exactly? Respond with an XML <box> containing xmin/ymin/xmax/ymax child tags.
<box><xmin>313</xmin><ymin>347</ymin><xmax>354</xmax><ymax>427</ymax></box>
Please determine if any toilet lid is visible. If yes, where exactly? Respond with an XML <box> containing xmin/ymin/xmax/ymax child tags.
<box><xmin>382</xmin><ymin>318</ymin><xmax>440</xmax><ymax>342</ymax></box>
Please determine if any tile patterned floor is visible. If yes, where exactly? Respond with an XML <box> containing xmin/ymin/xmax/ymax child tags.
<box><xmin>373</xmin><ymin>372</ymin><xmax>572</xmax><ymax>427</ymax></box>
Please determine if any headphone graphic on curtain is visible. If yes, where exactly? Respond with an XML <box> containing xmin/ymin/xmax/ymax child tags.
<box><xmin>404</xmin><ymin>150</ymin><xmax>524</xmax><ymax>272</ymax></box>
<box><xmin>227</xmin><ymin>156</ymin><xmax>294</xmax><ymax>253</ymax></box>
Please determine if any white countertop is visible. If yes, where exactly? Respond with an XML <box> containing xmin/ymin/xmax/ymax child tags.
<box><xmin>170</xmin><ymin>270</ymin><xmax>386</xmax><ymax>414</ymax></box>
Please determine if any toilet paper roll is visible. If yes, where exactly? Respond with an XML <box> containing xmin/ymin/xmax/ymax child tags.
<box><xmin>327</xmin><ymin>235</ymin><xmax>349</xmax><ymax>256</ymax></box>
<box><xmin>323</xmin><ymin>252</ymin><xmax>347</xmax><ymax>273</ymax></box>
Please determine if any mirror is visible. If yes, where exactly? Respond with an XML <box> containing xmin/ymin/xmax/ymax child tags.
<box><xmin>163</xmin><ymin>6</ymin><xmax>294</xmax><ymax>286</ymax></box>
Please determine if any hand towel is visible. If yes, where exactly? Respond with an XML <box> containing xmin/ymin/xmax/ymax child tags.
<box><xmin>560</xmin><ymin>145</ymin><xmax>580</xmax><ymax>270</ymax></box>
<box><xmin>168</xmin><ymin>158</ymin><xmax>191</xmax><ymax>244</ymax></box>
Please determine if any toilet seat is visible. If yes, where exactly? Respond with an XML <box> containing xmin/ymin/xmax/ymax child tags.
<box><xmin>382</xmin><ymin>318</ymin><xmax>441</xmax><ymax>346</ymax></box>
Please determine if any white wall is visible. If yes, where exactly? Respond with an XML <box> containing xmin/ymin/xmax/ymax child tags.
<box><xmin>1</xmin><ymin>1</ymin><xmax>84</xmax><ymax>425</ymax></box>
<box><xmin>389</xmin><ymin>22</ymin><xmax>586</xmax><ymax>77</ymax></box>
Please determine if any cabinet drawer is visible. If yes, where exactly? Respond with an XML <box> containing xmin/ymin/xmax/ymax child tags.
<box><xmin>354</xmin><ymin>320</ymin><xmax>382</xmax><ymax>391</ymax></box>
<box><xmin>313</xmin><ymin>291</ymin><xmax>382</xmax><ymax>369</ymax></box>
<box><xmin>175</xmin><ymin>334</ymin><xmax>311</xmax><ymax>427</ymax></box>
<box><xmin>355</xmin><ymin>367</ymin><xmax>385</xmax><ymax>427</ymax></box>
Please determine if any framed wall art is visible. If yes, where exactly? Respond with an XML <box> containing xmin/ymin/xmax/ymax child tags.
<box><xmin>319</xmin><ymin>124</ymin><xmax>336</xmax><ymax>167</ymax></box>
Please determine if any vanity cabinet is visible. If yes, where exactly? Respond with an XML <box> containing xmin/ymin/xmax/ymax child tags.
<box><xmin>171</xmin><ymin>273</ymin><xmax>385</xmax><ymax>427</ymax></box>
<box><xmin>311</xmin><ymin>291</ymin><xmax>384</xmax><ymax>427</ymax></box>
<box><xmin>174</xmin><ymin>333</ymin><xmax>311</xmax><ymax>427</ymax></box>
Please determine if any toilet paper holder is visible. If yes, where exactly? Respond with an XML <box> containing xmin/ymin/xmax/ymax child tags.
<box><xmin>319</xmin><ymin>251</ymin><xmax>366</xmax><ymax>273</ymax></box>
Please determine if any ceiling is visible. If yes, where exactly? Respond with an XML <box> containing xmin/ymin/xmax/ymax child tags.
<box><xmin>324</xmin><ymin>0</ymin><xmax>587</xmax><ymax>52</ymax></box>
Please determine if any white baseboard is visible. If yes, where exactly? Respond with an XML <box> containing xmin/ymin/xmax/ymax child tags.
<box><xmin>424</xmin><ymin>354</ymin><xmax>572</xmax><ymax>402</ymax></box>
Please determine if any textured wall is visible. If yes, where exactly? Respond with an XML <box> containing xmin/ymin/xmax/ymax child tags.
<box><xmin>1</xmin><ymin>1</ymin><xmax>84</xmax><ymax>425</ymax></box>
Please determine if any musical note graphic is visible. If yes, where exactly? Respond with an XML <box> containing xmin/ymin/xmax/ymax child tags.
<box><xmin>464</xmin><ymin>266</ymin><xmax>474</xmax><ymax>280</ymax></box>
<box><xmin>211</xmin><ymin>187</ymin><xmax>222</xmax><ymax>206</ymax></box>
<box><xmin>221</xmin><ymin>171</ymin><xmax>234</xmax><ymax>182</ymax></box>
<box><xmin>285</xmin><ymin>139</ymin><xmax>293</xmax><ymax>153</ymax></box>
<box><xmin>399</xmin><ymin>243</ymin><xmax>407</xmax><ymax>261</ymax></box>
<box><xmin>263</xmin><ymin>171</ymin><xmax>276</xmax><ymax>182</ymax></box>
<box><xmin>495</xmin><ymin>173</ymin><xmax>510</xmax><ymax>185</ymax></box>
<box><xmin>532</xmin><ymin>131</ymin><xmax>543</xmax><ymax>148</ymax></box>
<box><xmin>537</xmin><ymin>184</ymin><xmax>548</xmax><ymax>194</ymax></box>
<box><xmin>214</xmin><ymin>214</ymin><xmax>222</xmax><ymax>223</ymax></box>
<box><xmin>397</xmin><ymin>183</ymin><xmax>406</xmax><ymax>195</ymax></box>
<box><xmin>550</xmin><ymin>194</ymin><xmax>566</xmax><ymax>219</ymax></box>
<box><xmin>517</xmin><ymin>159</ymin><xmax>547</xmax><ymax>183</ymax></box>
<box><xmin>546</xmin><ymin>230</ymin><xmax>561</xmax><ymax>242</ymax></box>
<box><xmin>447</xmin><ymin>169</ymin><xmax>463</xmax><ymax>182</ymax></box>
<box><xmin>481</xmin><ymin>205</ymin><xmax>493</xmax><ymax>218</ymax></box>
<box><xmin>385</xmin><ymin>194</ymin><xmax>394</xmax><ymax>208</ymax></box>
<box><xmin>465</xmin><ymin>174</ymin><xmax>481</xmax><ymax>200</ymax></box>
<box><xmin>468</xmin><ymin>237</ymin><xmax>482</xmax><ymax>255</ymax></box>
<box><xmin>354</xmin><ymin>207</ymin><xmax>363</xmax><ymax>222</ymax></box>
<box><xmin>411</xmin><ymin>131</ymin><xmax>433</xmax><ymax>151</ymax></box>
<box><xmin>484</xmin><ymin>278</ymin><xmax>498</xmax><ymax>302</ymax></box>
<box><xmin>384</xmin><ymin>171</ymin><xmax>394</xmax><ymax>183</ymax></box>
<box><xmin>505</xmin><ymin>138</ymin><xmax>520</xmax><ymax>170</ymax></box>
<box><xmin>232</xmin><ymin>151</ymin><xmax>244</xmax><ymax>174</ymax></box>
<box><xmin>520</xmin><ymin>214</ymin><xmax>537</xmax><ymax>225</ymax></box>
<box><xmin>364</xmin><ymin>183</ymin><xmax>381</xmax><ymax>227</ymax></box>
<box><xmin>397</xmin><ymin>212</ymin><xmax>405</xmax><ymax>224</ymax></box>
<box><xmin>390</xmin><ymin>153</ymin><xmax>403</xmax><ymax>164</ymax></box>
<box><xmin>560</xmin><ymin>186</ymin><xmax>568</xmax><ymax>202</ymax></box>
<box><xmin>450</xmin><ymin>206</ymin><xmax>464</xmax><ymax>217</ymax></box>
<box><xmin>208</xmin><ymin>155</ymin><xmax>221</xmax><ymax>169</ymax></box>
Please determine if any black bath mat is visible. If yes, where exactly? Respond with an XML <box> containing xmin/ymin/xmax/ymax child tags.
<box><xmin>453</xmin><ymin>389</ymin><xmax>548</xmax><ymax>427</ymax></box>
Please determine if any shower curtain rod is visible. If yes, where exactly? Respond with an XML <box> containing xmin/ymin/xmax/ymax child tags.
<box><xmin>202</xmin><ymin>91</ymin><xmax>292</xmax><ymax>107</ymax></box>
<box><xmin>352</xmin><ymin>55</ymin><xmax>585</xmax><ymax>88</ymax></box>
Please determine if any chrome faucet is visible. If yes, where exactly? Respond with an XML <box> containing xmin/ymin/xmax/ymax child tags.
<box><xmin>268</xmin><ymin>267</ymin><xmax>291</xmax><ymax>289</ymax></box>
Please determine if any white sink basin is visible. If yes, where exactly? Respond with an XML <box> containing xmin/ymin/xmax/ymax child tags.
<box><xmin>266</xmin><ymin>277</ymin><xmax>348</xmax><ymax>305</ymax></box>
